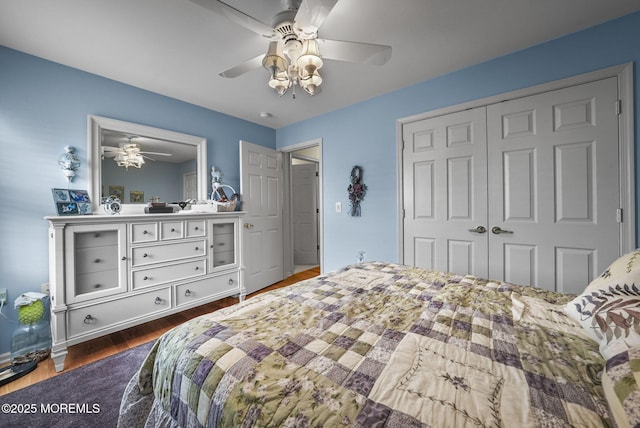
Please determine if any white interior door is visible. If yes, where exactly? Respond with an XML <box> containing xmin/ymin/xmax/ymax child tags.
<box><xmin>292</xmin><ymin>163</ymin><xmax>319</xmax><ymax>265</ymax></box>
<box><xmin>403</xmin><ymin>107</ymin><xmax>488</xmax><ymax>276</ymax></box>
<box><xmin>240</xmin><ymin>141</ymin><xmax>284</xmax><ymax>294</ymax></box>
<box><xmin>487</xmin><ymin>77</ymin><xmax>620</xmax><ymax>293</ymax></box>
<box><xmin>183</xmin><ymin>171</ymin><xmax>197</xmax><ymax>200</ymax></box>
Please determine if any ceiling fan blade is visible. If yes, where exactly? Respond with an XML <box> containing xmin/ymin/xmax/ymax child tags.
<box><xmin>294</xmin><ymin>0</ymin><xmax>339</xmax><ymax>39</ymax></box>
<box><xmin>219</xmin><ymin>54</ymin><xmax>265</xmax><ymax>78</ymax></box>
<box><xmin>191</xmin><ymin>0</ymin><xmax>276</xmax><ymax>38</ymax></box>
<box><xmin>102</xmin><ymin>146</ymin><xmax>119</xmax><ymax>151</ymax></box>
<box><xmin>317</xmin><ymin>39</ymin><xmax>392</xmax><ymax>66</ymax></box>
<box><xmin>140</xmin><ymin>152</ymin><xmax>172</xmax><ymax>156</ymax></box>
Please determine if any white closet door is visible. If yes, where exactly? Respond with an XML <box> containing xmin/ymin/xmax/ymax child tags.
<box><xmin>487</xmin><ymin>77</ymin><xmax>620</xmax><ymax>293</ymax></box>
<box><xmin>403</xmin><ymin>107</ymin><xmax>488</xmax><ymax>276</ymax></box>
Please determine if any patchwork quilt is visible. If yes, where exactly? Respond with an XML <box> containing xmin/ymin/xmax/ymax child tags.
<box><xmin>118</xmin><ymin>262</ymin><xmax>612</xmax><ymax>427</ymax></box>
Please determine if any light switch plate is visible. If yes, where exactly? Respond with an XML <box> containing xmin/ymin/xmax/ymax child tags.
<box><xmin>335</xmin><ymin>202</ymin><xmax>342</xmax><ymax>213</ymax></box>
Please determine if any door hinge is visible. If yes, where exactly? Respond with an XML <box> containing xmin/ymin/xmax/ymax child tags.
<box><xmin>615</xmin><ymin>100</ymin><xmax>622</xmax><ymax>115</ymax></box>
<box><xmin>617</xmin><ymin>208</ymin><xmax>623</xmax><ymax>223</ymax></box>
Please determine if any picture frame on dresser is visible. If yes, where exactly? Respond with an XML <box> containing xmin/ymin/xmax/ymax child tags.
<box><xmin>52</xmin><ymin>188</ymin><xmax>92</xmax><ymax>215</ymax></box>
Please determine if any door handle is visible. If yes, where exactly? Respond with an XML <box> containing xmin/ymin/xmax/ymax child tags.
<box><xmin>468</xmin><ymin>226</ymin><xmax>486</xmax><ymax>234</ymax></box>
<box><xmin>491</xmin><ymin>226</ymin><xmax>513</xmax><ymax>235</ymax></box>
<box><xmin>244</xmin><ymin>223</ymin><xmax>254</xmax><ymax>229</ymax></box>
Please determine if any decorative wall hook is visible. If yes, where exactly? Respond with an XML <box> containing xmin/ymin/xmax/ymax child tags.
<box><xmin>347</xmin><ymin>165</ymin><xmax>367</xmax><ymax>216</ymax></box>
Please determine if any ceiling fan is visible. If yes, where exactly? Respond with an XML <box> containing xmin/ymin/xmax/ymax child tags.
<box><xmin>102</xmin><ymin>137</ymin><xmax>172</xmax><ymax>169</ymax></box>
<box><xmin>192</xmin><ymin>0</ymin><xmax>392</xmax><ymax>96</ymax></box>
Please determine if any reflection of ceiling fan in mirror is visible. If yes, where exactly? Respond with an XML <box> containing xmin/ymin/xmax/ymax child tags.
<box><xmin>191</xmin><ymin>0</ymin><xmax>392</xmax><ymax>97</ymax></box>
<box><xmin>102</xmin><ymin>136</ymin><xmax>172</xmax><ymax>170</ymax></box>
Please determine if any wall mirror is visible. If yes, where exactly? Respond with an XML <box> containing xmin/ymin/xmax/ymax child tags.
<box><xmin>88</xmin><ymin>115</ymin><xmax>207</xmax><ymax>212</ymax></box>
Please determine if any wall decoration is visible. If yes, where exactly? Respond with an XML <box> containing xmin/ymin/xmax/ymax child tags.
<box><xmin>130</xmin><ymin>191</ymin><xmax>144</xmax><ymax>203</ymax></box>
<box><xmin>57</xmin><ymin>145</ymin><xmax>81</xmax><ymax>182</ymax></box>
<box><xmin>51</xmin><ymin>188</ymin><xmax>92</xmax><ymax>215</ymax></box>
<box><xmin>347</xmin><ymin>165</ymin><xmax>368</xmax><ymax>217</ymax></box>
<box><xmin>108</xmin><ymin>185</ymin><xmax>124</xmax><ymax>201</ymax></box>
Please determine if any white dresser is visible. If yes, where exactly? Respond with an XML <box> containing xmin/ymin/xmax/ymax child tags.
<box><xmin>46</xmin><ymin>212</ymin><xmax>244</xmax><ymax>371</ymax></box>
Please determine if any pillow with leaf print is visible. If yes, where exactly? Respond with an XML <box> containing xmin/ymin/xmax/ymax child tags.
<box><xmin>565</xmin><ymin>249</ymin><xmax>640</xmax><ymax>360</ymax></box>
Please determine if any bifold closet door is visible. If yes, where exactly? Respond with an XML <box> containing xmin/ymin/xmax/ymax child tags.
<box><xmin>487</xmin><ymin>77</ymin><xmax>620</xmax><ymax>293</ymax></box>
<box><xmin>403</xmin><ymin>107</ymin><xmax>489</xmax><ymax>277</ymax></box>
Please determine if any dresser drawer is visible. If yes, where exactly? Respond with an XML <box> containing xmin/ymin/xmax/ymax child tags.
<box><xmin>176</xmin><ymin>272</ymin><xmax>240</xmax><ymax>306</ymax></box>
<box><xmin>67</xmin><ymin>287</ymin><xmax>171</xmax><ymax>338</ymax></box>
<box><xmin>132</xmin><ymin>259</ymin><xmax>206</xmax><ymax>289</ymax></box>
<box><xmin>131</xmin><ymin>223</ymin><xmax>158</xmax><ymax>243</ymax></box>
<box><xmin>131</xmin><ymin>239</ymin><xmax>206</xmax><ymax>267</ymax></box>
<box><xmin>75</xmin><ymin>245</ymin><xmax>119</xmax><ymax>274</ymax></box>
<box><xmin>185</xmin><ymin>220</ymin><xmax>206</xmax><ymax>238</ymax></box>
<box><xmin>75</xmin><ymin>230</ymin><xmax>118</xmax><ymax>248</ymax></box>
<box><xmin>212</xmin><ymin>250</ymin><xmax>235</xmax><ymax>268</ymax></box>
<box><xmin>211</xmin><ymin>223</ymin><xmax>234</xmax><ymax>235</ymax></box>
<box><xmin>211</xmin><ymin>232</ymin><xmax>234</xmax><ymax>251</ymax></box>
<box><xmin>161</xmin><ymin>221</ymin><xmax>183</xmax><ymax>240</ymax></box>
<box><xmin>75</xmin><ymin>269</ymin><xmax>119</xmax><ymax>295</ymax></box>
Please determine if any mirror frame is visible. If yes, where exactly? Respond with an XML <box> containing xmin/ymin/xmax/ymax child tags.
<box><xmin>88</xmin><ymin>115</ymin><xmax>208</xmax><ymax>212</ymax></box>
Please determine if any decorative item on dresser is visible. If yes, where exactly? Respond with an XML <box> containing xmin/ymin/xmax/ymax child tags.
<box><xmin>45</xmin><ymin>211</ymin><xmax>244</xmax><ymax>372</ymax></box>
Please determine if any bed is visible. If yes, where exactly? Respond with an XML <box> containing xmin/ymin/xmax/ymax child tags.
<box><xmin>118</xmin><ymin>259</ymin><xmax>640</xmax><ymax>427</ymax></box>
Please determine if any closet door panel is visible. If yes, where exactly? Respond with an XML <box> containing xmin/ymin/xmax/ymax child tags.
<box><xmin>487</xmin><ymin>77</ymin><xmax>619</xmax><ymax>292</ymax></box>
<box><xmin>403</xmin><ymin>107</ymin><xmax>488</xmax><ymax>276</ymax></box>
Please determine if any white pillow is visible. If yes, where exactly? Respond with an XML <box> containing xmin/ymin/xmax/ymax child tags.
<box><xmin>565</xmin><ymin>250</ymin><xmax>640</xmax><ymax>359</ymax></box>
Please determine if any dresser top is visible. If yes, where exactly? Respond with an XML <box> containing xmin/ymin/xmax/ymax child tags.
<box><xmin>46</xmin><ymin>211</ymin><xmax>245</xmax><ymax>226</ymax></box>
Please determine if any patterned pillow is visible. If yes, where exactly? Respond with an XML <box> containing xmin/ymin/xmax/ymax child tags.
<box><xmin>565</xmin><ymin>250</ymin><xmax>640</xmax><ymax>360</ymax></box>
<box><xmin>601</xmin><ymin>347</ymin><xmax>640</xmax><ymax>428</ymax></box>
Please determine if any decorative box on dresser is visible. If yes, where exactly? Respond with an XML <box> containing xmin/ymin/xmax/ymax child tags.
<box><xmin>46</xmin><ymin>212</ymin><xmax>244</xmax><ymax>372</ymax></box>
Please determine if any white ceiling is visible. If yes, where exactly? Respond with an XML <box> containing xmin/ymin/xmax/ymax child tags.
<box><xmin>1</xmin><ymin>0</ymin><xmax>639</xmax><ymax>129</ymax></box>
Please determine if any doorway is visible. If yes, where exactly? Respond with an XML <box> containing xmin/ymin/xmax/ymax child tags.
<box><xmin>282</xmin><ymin>139</ymin><xmax>323</xmax><ymax>277</ymax></box>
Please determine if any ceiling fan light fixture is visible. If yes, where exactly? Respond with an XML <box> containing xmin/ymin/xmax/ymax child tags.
<box><xmin>297</xmin><ymin>39</ymin><xmax>323</xmax><ymax>73</ymax></box>
<box><xmin>300</xmin><ymin>69</ymin><xmax>322</xmax><ymax>95</ymax></box>
<box><xmin>113</xmin><ymin>142</ymin><xmax>145</xmax><ymax>169</ymax></box>
<box><xmin>262</xmin><ymin>41</ymin><xmax>289</xmax><ymax>76</ymax></box>
<box><xmin>268</xmin><ymin>71</ymin><xmax>291</xmax><ymax>96</ymax></box>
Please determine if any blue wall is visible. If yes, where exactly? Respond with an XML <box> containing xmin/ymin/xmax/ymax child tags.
<box><xmin>277</xmin><ymin>11</ymin><xmax>640</xmax><ymax>272</ymax></box>
<box><xmin>0</xmin><ymin>47</ymin><xmax>275</xmax><ymax>355</ymax></box>
<box><xmin>1</xmin><ymin>11</ymin><xmax>640</xmax><ymax>356</ymax></box>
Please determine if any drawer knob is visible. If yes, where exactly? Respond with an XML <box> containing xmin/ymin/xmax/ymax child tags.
<box><xmin>143</xmin><ymin>230</ymin><xmax>149</xmax><ymax>235</ymax></box>
<box><xmin>228</xmin><ymin>278</ymin><xmax>234</xmax><ymax>285</ymax></box>
<box><xmin>144</xmin><ymin>276</ymin><xmax>150</xmax><ymax>280</ymax></box>
<box><xmin>94</xmin><ymin>283</ymin><xmax>101</xmax><ymax>289</ymax></box>
<box><xmin>94</xmin><ymin>258</ymin><xmax>101</xmax><ymax>263</ymax></box>
<box><xmin>94</xmin><ymin>233</ymin><xmax>100</xmax><ymax>238</ymax></box>
<box><xmin>194</xmin><ymin>226</ymin><xmax>199</xmax><ymax>231</ymax></box>
<box><xmin>84</xmin><ymin>315</ymin><xmax>95</xmax><ymax>324</ymax></box>
<box><xmin>171</xmin><ymin>228</ymin><xmax>176</xmax><ymax>232</ymax></box>
<box><xmin>121</xmin><ymin>256</ymin><xmax>126</xmax><ymax>261</ymax></box>
<box><xmin>194</xmin><ymin>246</ymin><xmax>199</xmax><ymax>251</ymax></box>
<box><xmin>184</xmin><ymin>289</ymin><xmax>192</xmax><ymax>297</ymax></box>
<box><xmin>154</xmin><ymin>297</ymin><xmax>163</xmax><ymax>305</ymax></box>
<box><xmin>195</xmin><ymin>266</ymin><xmax>199</xmax><ymax>271</ymax></box>
<box><xmin>143</xmin><ymin>253</ymin><xmax>149</xmax><ymax>258</ymax></box>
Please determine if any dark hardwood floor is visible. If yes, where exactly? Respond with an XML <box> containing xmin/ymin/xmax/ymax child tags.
<box><xmin>0</xmin><ymin>267</ymin><xmax>320</xmax><ymax>396</ymax></box>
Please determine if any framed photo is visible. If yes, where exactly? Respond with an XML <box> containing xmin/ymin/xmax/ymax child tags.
<box><xmin>108</xmin><ymin>185</ymin><xmax>124</xmax><ymax>201</ymax></box>
<box><xmin>213</xmin><ymin>186</ymin><xmax>229</xmax><ymax>202</ymax></box>
<box><xmin>52</xmin><ymin>188</ymin><xmax>92</xmax><ymax>216</ymax></box>
<box><xmin>130</xmin><ymin>190</ymin><xmax>144</xmax><ymax>203</ymax></box>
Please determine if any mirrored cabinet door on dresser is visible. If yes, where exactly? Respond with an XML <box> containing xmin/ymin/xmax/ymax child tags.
<box><xmin>46</xmin><ymin>212</ymin><xmax>244</xmax><ymax>372</ymax></box>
